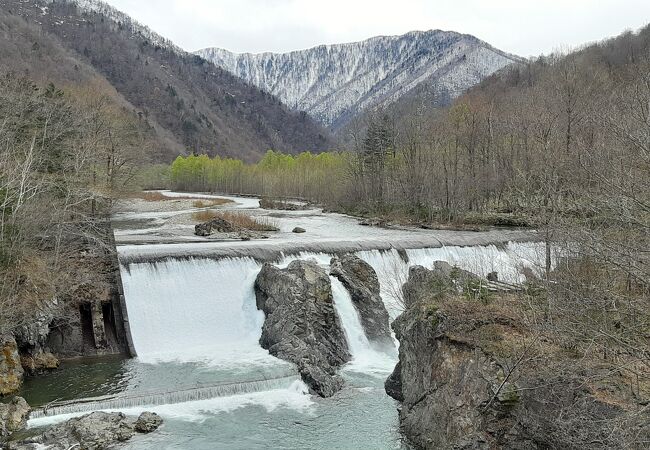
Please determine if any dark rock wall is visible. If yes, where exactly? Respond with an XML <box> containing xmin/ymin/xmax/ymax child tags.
<box><xmin>387</xmin><ymin>263</ymin><xmax>642</xmax><ymax>449</ymax></box>
<box><xmin>330</xmin><ymin>254</ymin><xmax>393</xmax><ymax>349</ymax></box>
<box><xmin>254</xmin><ymin>259</ymin><xmax>350</xmax><ymax>397</ymax></box>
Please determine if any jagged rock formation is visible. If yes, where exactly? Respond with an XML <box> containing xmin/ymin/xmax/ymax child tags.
<box><xmin>0</xmin><ymin>397</ymin><xmax>30</xmax><ymax>438</ymax></box>
<box><xmin>195</xmin><ymin>216</ymin><xmax>238</xmax><ymax>236</ymax></box>
<box><xmin>199</xmin><ymin>31</ymin><xmax>519</xmax><ymax>129</ymax></box>
<box><xmin>134</xmin><ymin>411</ymin><xmax>164</xmax><ymax>433</ymax></box>
<box><xmin>330</xmin><ymin>255</ymin><xmax>393</xmax><ymax>348</ymax></box>
<box><xmin>254</xmin><ymin>260</ymin><xmax>350</xmax><ymax>397</ymax></box>
<box><xmin>0</xmin><ymin>0</ymin><xmax>334</xmax><ymax>161</ymax></box>
<box><xmin>6</xmin><ymin>411</ymin><xmax>162</xmax><ymax>449</ymax></box>
<box><xmin>0</xmin><ymin>336</ymin><xmax>23</xmax><ymax>395</ymax></box>
<box><xmin>387</xmin><ymin>264</ymin><xmax>648</xmax><ymax>449</ymax></box>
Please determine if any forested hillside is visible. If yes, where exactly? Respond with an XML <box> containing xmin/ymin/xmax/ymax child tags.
<box><xmin>0</xmin><ymin>0</ymin><xmax>335</xmax><ymax>161</ymax></box>
<box><xmin>0</xmin><ymin>72</ymin><xmax>150</xmax><ymax>336</ymax></box>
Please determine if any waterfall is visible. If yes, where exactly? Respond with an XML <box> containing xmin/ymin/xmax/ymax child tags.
<box><xmin>330</xmin><ymin>277</ymin><xmax>373</xmax><ymax>356</ymax></box>
<box><xmin>358</xmin><ymin>242</ymin><xmax>546</xmax><ymax>319</ymax></box>
<box><xmin>118</xmin><ymin>243</ymin><xmax>543</xmax><ymax>371</ymax></box>
<box><xmin>34</xmin><ymin>241</ymin><xmax>542</xmax><ymax>425</ymax></box>
<box><xmin>120</xmin><ymin>257</ymin><xmax>282</xmax><ymax>367</ymax></box>
<box><xmin>330</xmin><ymin>277</ymin><xmax>397</xmax><ymax>374</ymax></box>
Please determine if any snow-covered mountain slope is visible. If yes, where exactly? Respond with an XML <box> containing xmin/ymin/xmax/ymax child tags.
<box><xmin>198</xmin><ymin>30</ymin><xmax>520</xmax><ymax>129</ymax></box>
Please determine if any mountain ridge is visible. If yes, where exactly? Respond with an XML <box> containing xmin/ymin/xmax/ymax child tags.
<box><xmin>198</xmin><ymin>30</ymin><xmax>521</xmax><ymax>130</ymax></box>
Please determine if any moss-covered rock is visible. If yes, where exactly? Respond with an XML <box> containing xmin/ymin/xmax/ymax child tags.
<box><xmin>0</xmin><ymin>336</ymin><xmax>23</xmax><ymax>396</ymax></box>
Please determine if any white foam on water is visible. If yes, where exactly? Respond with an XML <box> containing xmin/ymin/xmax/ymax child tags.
<box><xmin>28</xmin><ymin>380</ymin><xmax>314</xmax><ymax>428</ymax></box>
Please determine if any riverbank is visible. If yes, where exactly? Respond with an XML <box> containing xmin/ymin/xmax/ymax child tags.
<box><xmin>388</xmin><ymin>260</ymin><xmax>650</xmax><ymax>449</ymax></box>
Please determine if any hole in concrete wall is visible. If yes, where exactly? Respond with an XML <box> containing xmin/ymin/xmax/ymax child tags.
<box><xmin>79</xmin><ymin>303</ymin><xmax>95</xmax><ymax>351</ymax></box>
<box><xmin>102</xmin><ymin>302</ymin><xmax>120</xmax><ymax>353</ymax></box>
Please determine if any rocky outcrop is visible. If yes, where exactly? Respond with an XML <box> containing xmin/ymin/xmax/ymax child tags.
<box><xmin>384</xmin><ymin>361</ymin><xmax>403</xmax><ymax>402</ymax></box>
<box><xmin>254</xmin><ymin>260</ymin><xmax>350</xmax><ymax>397</ymax></box>
<box><xmin>7</xmin><ymin>411</ymin><xmax>162</xmax><ymax>449</ymax></box>
<box><xmin>388</xmin><ymin>264</ymin><xmax>647</xmax><ymax>449</ymax></box>
<box><xmin>134</xmin><ymin>411</ymin><xmax>163</xmax><ymax>433</ymax></box>
<box><xmin>330</xmin><ymin>255</ymin><xmax>393</xmax><ymax>348</ymax></box>
<box><xmin>0</xmin><ymin>336</ymin><xmax>24</xmax><ymax>395</ymax></box>
<box><xmin>195</xmin><ymin>216</ymin><xmax>237</xmax><ymax>236</ymax></box>
<box><xmin>19</xmin><ymin>351</ymin><xmax>59</xmax><ymax>375</ymax></box>
<box><xmin>0</xmin><ymin>397</ymin><xmax>30</xmax><ymax>438</ymax></box>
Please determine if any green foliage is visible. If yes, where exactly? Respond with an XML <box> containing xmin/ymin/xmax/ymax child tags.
<box><xmin>170</xmin><ymin>151</ymin><xmax>349</xmax><ymax>203</ymax></box>
<box><xmin>427</xmin><ymin>275</ymin><xmax>453</xmax><ymax>301</ymax></box>
<box><xmin>463</xmin><ymin>279</ymin><xmax>492</xmax><ymax>304</ymax></box>
<box><xmin>423</xmin><ymin>303</ymin><xmax>439</xmax><ymax>330</ymax></box>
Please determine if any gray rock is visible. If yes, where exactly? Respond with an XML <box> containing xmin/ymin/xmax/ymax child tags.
<box><xmin>0</xmin><ymin>397</ymin><xmax>30</xmax><ymax>438</ymax></box>
<box><xmin>384</xmin><ymin>361</ymin><xmax>403</xmax><ymax>402</ymax></box>
<box><xmin>134</xmin><ymin>411</ymin><xmax>163</xmax><ymax>433</ymax></box>
<box><xmin>8</xmin><ymin>411</ymin><xmax>163</xmax><ymax>449</ymax></box>
<box><xmin>13</xmin><ymin>301</ymin><xmax>54</xmax><ymax>353</ymax></box>
<box><xmin>330</xmin><ymin>255</ymin><xmax>393</xmax><ymax>348</ymax></box>
<box><xmin>292</xmin><ymin>227</ymin><xmax>306</xmax><ymax>233</ymax></box>
<box><xmin>254</xmin><ymin>259</ymin><xmax>350</xmax><ymax>397</ymax></box>
<box><xmin>387</xmin><ymin>264</ymin><xmax>636</xmax><ymax>449</ymax></box>
<box><xmin>487</xmin><ymin>271</ymin><xmax>499</xmax><ymax>282</ymax></box>
<box><xmin>195</xmin><ymin>216</ymin><xmax>237</xmax><ymax>236</ymax></box>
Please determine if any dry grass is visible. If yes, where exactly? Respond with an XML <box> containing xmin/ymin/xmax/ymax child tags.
<box><xmin>191</xmin><ymin>210</ymin><xmax>279</xmax><ymax>231</ymax></box>
<box><xmin>128</xmin><ymin>191</ymin><xmax>232</xmax><ymax>204</ymax></box>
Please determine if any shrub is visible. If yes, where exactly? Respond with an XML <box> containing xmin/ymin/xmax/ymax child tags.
<box><xmin>191</xmin><ymin>211</ymin><xmax>279</xmax><ymax>232</ymax></box>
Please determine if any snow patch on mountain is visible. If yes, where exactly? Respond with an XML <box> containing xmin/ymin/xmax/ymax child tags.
<box><xmin>198</xmin><ymin>30</ymin><xmax>519</xmax><ymax>128</ymax></box>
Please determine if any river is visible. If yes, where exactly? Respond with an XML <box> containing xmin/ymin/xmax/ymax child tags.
<box><xmin>19</xmin><ymin>192</ymin><xmax>544</xmax><ymax>449</ymax></box>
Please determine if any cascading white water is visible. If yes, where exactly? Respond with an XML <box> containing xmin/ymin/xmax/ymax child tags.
<box><xmin>358</xmin><ymin>242</ymin><xmax>546</xmax><ymax>319</ymax></box>
<box><xmin>120</xmin><ymin>243</ymin><xmax>544</xmax><ymax>370</ymax></box>
<box><xmin>47</xmin><ymin>242</ymin><xmax>543</xmax><ymax>424</ymax></box>
<box><xmin>330</xmin><ymin>277</ymin><xmax>373</xmax><ymax>356</ymax></box>
<box><xmin>121</xmin><ymin>257</ymin><xmax>280</xmax><ymax>367</ymax></box>
<box><xmin>330</xmin><ymin>277</ymin><xmax>397</xmax><ymax>374</ymax></box>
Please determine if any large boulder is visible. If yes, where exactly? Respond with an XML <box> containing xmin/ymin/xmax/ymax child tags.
<box><xmin>0</xmin><ymin>335</ymin><xmax>24</xmax><ymax>396</ymax></box>
<box><xmin>134</xmin><ymin>411</ymin><xmax>163</xmax><ymax>433</ymax></box>
<box><xmin>194</xmin><ymin>216</ymin><xmax>237</xmax><ymax>236</ymax></box>
<box><xmin>0</xmin><ymin>397</ymin><xmax>30</xmax><ymax>438</ymax></box>
<box><xmin>20</xmin><ymin>351</ymin><xmax>59</xmax><ymax>375</ymax></box>
<box><xmin>330</xmin><ymin>255</ymin><xmax>393</xmax><ymax>348</ymax></box>
<box><xmin>254</xmin><ymin>260</ymin><xmax>350</xmax><ymax>397</ymax></box>
<box><xmin>7</xmin><ymin>411</ymin><xmax>163</xmax><ymax>449</ymax></box>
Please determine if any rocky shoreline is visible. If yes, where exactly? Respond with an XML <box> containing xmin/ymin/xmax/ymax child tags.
<box><xmin>384</xmin><ymin>262</ymin><xmax>649</xmax><ymax>449</ymax></box>
<box><xmin>1</xmin><ymin>396</ymin><xmax>162</xmax><ymax>449</ymax></box>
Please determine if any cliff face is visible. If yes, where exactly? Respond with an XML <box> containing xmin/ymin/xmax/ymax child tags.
<box><xmin>388</xmin><ymin>264</ymin><xmax>648</xmax><ymax>449</ymax></box>
<box><xmin>0</xmin><ymin>222</ymin><xmax>130</xmax><ymax>396</ymax></box>
<box><xmin>199</xmin><ymin>30</ymin><xmax>519</xmax><ymax>130</ymax></box>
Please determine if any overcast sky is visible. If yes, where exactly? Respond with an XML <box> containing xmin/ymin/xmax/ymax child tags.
<box><xmin>105</xmin><ymin>0</ymin><xmax>650</xmax><ymax>57</ymax></box>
